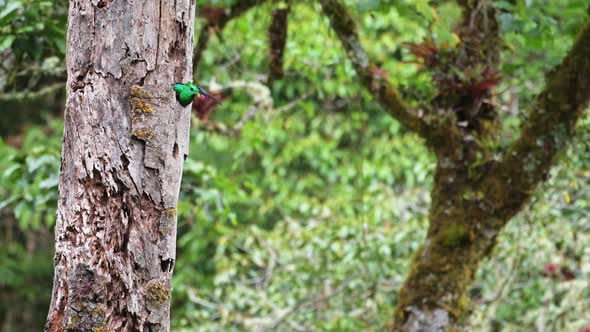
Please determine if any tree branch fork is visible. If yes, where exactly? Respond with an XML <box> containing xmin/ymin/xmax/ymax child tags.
<box><xmin>320</xmin><ymin>0</ymin><xmax>590</xmax><ymax>330</ymax></box>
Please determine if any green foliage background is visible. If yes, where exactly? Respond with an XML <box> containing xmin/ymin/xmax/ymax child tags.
<box><xmin>0</xmin><ymin>0</ymin><xmax>589</xmax><ymax>331</ymax></box>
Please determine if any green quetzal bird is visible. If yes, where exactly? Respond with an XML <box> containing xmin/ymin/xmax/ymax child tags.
<box><xmin>173</xmin><ymin>82</ymin><xmax>220</xmax><ymax>107</ymax></box>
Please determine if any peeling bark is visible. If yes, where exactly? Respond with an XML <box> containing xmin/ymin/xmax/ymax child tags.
<box><xmin>45</xmin><ymin>1</ymin><xmax>195</xmax><ymax>331</ymax></box>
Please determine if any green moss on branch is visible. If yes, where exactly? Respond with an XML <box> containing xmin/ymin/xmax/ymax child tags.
<box><xmin>482</xmin><ymin>19</ymin><xmax>590</xmax><ymax>219</ymax></box>
<box><xmin>319</xmin><ymin>0</ymin><xmax>432</xmax><ymax>141</ymax></box>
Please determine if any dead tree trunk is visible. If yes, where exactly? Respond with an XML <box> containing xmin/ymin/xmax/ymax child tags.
<box><xmin>45</xmin><ymin>1</ymin><xmax>195</xmax><ymax>331</ymax></box>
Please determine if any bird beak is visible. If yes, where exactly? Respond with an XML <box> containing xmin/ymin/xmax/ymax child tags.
<box><xmin>199</xmin><ymin>89</ymin><xmax>220</xmax><ymax>103</ymax></box>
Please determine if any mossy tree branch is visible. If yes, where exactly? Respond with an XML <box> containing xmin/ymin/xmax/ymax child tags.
<box><xmin>388</xmin><ymin>3</ymin><xmax>505</xmax><ymax>331</ymax></box>
<box><xmin>481</xmin><ymin>19</ymin><xmax>590</xmax><ymax>219</ymax></box>
<box><xmin>319</xmin><ymin>0</ymin><xmax>432</xmax><ymax>141</ymax></box>
<box><xmin>194</xmin><ymin>0</ymin><xmax>268</xmax><ymax>74</ymax></box>
<box><xmin>0</xmin><ymin>82</ymin><xmax>64</xmax><ymax>102</ymax></box>
<box><xmin>390</xmin><ymin>17</ymin><xmax>590</xmax><ymax>332</ymax></box>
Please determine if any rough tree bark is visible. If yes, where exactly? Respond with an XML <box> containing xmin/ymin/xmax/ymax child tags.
<box><xmin>45</xmin><ymin>1</ymin><xmax>195</xmax><ymax>331</ymax></box>
<box><xmin>320</xmin><ymin>0</ymin><xmax>590</xmax><ymax>331</ymax></box>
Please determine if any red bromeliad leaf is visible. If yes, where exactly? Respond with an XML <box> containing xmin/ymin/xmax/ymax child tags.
<box><xmin>470</xmin><ymin>68</ymin><xmax>500</xmax><ymax>98</ymax></box>
<box><xmin>192</xmin><ymin>91</ymin><xmax>224</xmax><ymax>122</ymax></box>
<box><xmin>477</xmin><ymin>78</ymin><xmax>500</xmax><ymax>91</ymax></box>
<box><xmin>402</xmin><ymin>40</ymin><xmax>439</xmax><ymax>67</ymax></box>
<box><xmin>470</xmin><ymin>80</ymin><xmax>499</xmax><ymax>98</ymax></box>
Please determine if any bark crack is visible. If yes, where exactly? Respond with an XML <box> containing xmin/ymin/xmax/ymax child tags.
<box><xmin>155</xmin><ymin>0</ymin><xmax>163</xmax><ymax>68</ymax></box>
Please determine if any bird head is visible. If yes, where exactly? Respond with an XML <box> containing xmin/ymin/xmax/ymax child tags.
<box><xmin>174</xmin><ymin>82</ymin><xmax>221</xmax><ymax>106</ymax></box>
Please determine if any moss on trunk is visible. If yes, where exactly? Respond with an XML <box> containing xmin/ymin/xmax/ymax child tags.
<box><xmin>319</xmin><ymin>1</ymin><xmax>590</xmax><ymax>330</ymax></box>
